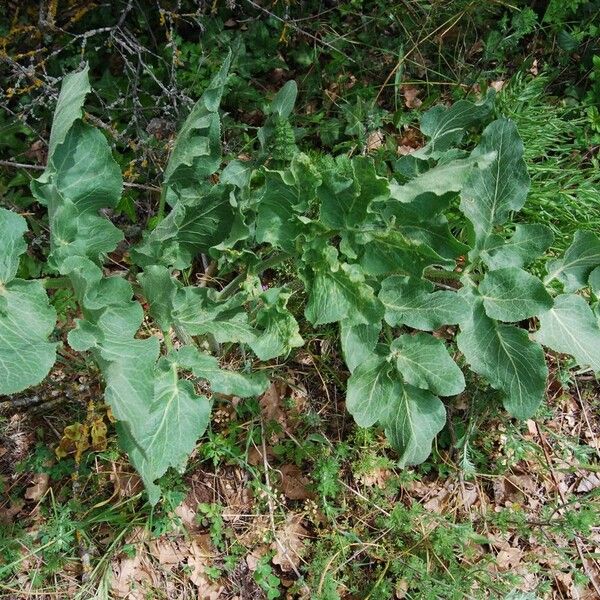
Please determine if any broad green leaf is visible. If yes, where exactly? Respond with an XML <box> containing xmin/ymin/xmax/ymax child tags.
<box><xmin>459</xmin><ymin>119</ymin><xmax>530</xmax><ymax>250</ymax></box>
<box><xmin>50</xmin><ymin>122</ymin><xmax>123</xmax><ymax>213</ymax></box>
<box><xmin>457</xmin><ymin>294</ymin><xmax>547</xmax><ymax>419</ymax></box>
<box><xmin>391</xmin><ymin>153</ymin><xmax>495</xmax><ymax>204</ymax></box>
<box><xmin>303</xmin><ymin>243</ymin><xmax>383</xmax><ymax>326</ymax></box>
<box><xmin>250</xmin><ymin>288</ymin><xmax>304</xmax><ymax>361</ymax></box>
<box><xmin>318</xmin><ymin>156</ymin><xmax>388</xmax><ymax>230</ymax></box>
<box><xmin>163</xmin><ymin>52</ymin><xmax>231</xmax><ymax>190</ymax></box>
<box><xmin>379</xmin><ymin>275</ymin><xmax>469</xmax><ymax>331</ymax></box>
<box><xmin>589</xmin><ymin>266</ymin><xmax>600</xmax><ymax>294</ymax></box>
<box><xmin>416</xmin><ymin>90</ymin><xmax>495</xmax><ymax>157</ymax></box>
<box><xmin>534</xmin><ymin>294</ymin><xmax>600</xmax><ymax>372</ymax></box>
<box><xmin>391</xmin><ymin>333</ymin><xmax>465</xmax><ymax>396</ymax></box>
<box><xmin>0</xmin><ymin>208</ymin><xmax>57</xmax><ymax>395</ymax></box>
<box><xmin>30</xmin><ymin>66</ymin><xmax>123</xmax><ymax>269</ymax></box>
<box><xmin>347</xmin><ymin>351</ymin><xmax>447</xmax><ymax>466</ymax></box>
<box><xmin>68</xmin><ymin>299</ymin><xmax>161</xmax><ymax>432</ymax></box>
<box><xmin>359</xmin><ymin>229</ymin><xmax>452</xmax><ymax>276</ymax></box>
<box><xmin>270</xmin><ymin>80</ymin><xmax>298</xmax><ymax>118</ymax></box>
<box><xmin>346</xmin><ymin>356</ymin><xmax>398</xmax><ymax>427</ymax></box>
<box><xmin>340</xmin><ymin>321</ymin><xmax>381</xmax><ymax>373</ymax></box>
<box><xmin>174</xmin><ymin>346</ymin><xmax>269</xmax><ymax>397</ymax></box>
<box><xmin>48</xmin><ymin>66</ymin><xmax>90</xmax><ymax>156</ymax></box>
<box><xmin>0</xmin><ymin>281</ymin><xmax>57</xmax><ymax>395</ymax></box>
<box><xmin>173</xmin><ymin>287</ymin><xmax>256</xmax><ymax>343</ymax></box>
<box><xmin>481</xmin><ymin>224</ymin><xmax>554</xmax><ymax>270</ymax></box>
<box><xmin>384</xmin><ymin>193</ymin><xmax>469</xmax><ymax>261</ymax></box>
<box><xmin>479</xmin><ymin>268</ymin><xmax>553</xmax><ymax>322</ymax></box>
<box><xmin>256</xmin><ymin>155</ymin><xmax>320</xmax><ymax>252</ymax></box>
<box><xmin>0</xmin><ymin>207</ymin><xmax>27</xmax><ymax>283</ymax></box>
<box><xmin>382</xmin><ymin>382</ymin><xmax>446</xmax><ymax>467</ymax></box>
<box><xmin>138</xmin><ymin>265</ymin><xmax>179</xmax><ymax>332</ymax></box>
<box><xmin>133</xmin><ymin>185</ymin><xmax>235</xmax><ymax>268</ymax></box>
<box><xmin>49</xmin><ymin>206</ymin><xmax>123</xmax><ymax>267</ymax></box>
<box><xmin>545</xmin><ymin>230</ymin><xmax>600</xmax><ymax>292</ymax></box>
<box><xmin>131</xmin><ymin>358</ymin><xmax>211</xmax><ymax>499</ymax></box>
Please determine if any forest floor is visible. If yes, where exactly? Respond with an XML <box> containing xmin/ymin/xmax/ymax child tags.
<box><xmin>1</xmin><ymin>2</ymin><xmax>600</xmax><ymax>598</ymax></box>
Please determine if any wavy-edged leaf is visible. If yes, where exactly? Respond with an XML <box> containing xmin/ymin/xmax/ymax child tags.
<box><xmin>534</xmin><ymin>294</ymin><xmax>600</xmax><ymax>372</ymax></box>
<box><xmin>118</xmin><ymin>359</ymin><xmax>210</xmax><ymax>505</ymax></box>
<box><xmin>382</xmin><ymin>382</ymin><xmax>446</xmax><ymax>467</ymax></box>
<box><xmin>318</xmin><ymin>156</ymin><xmax>388</xmax><ymax>230</ymax></box>
<box><xmin>0</xmin><ymin>208</ymin><xmax>57</xmax><ymax>395</ymax></box>
<box><xmin>481</xmin><ymin>224</ymin><xmax>554</xmax><ymax>270</ymax></box>
<box><xmin>138</xmin><ymin>265</ymin><xmax>179</xmax><ymax>332</ymax></box>
<box><xmin>175</xmin><ymin>346</ymin><xmax>269</xmax><ymax>397</ymax></box>
<box><xmin>256</xmin><ymin>154</ymin><xmax>320</xmax><ymax>252</ymax></box>
<box><xmin>173</xmin><ymin>287</ymin><xmax>256</xmax><ymax>343</ymax></box>
<box><xmin>133</xmin><ymin>185</ymin><xmax>234</xmax><ymax>268</ymax></box>
<box><xmin>47</xmin><ymin>66</ymin><xmax>90</xmax><ymax>156</ymax></box>
<box><xmin>303</xmin><ymin>243</ymin><xmax>383</xmax><ymax>326</ymax></box>
<box><xmin>459</xmin><ymin>119</ymin><xmax>530</xmax><ymax>251</ymax></box>
<box><xmin>416</xmin><ymin>90</ymin><xmax>495</xmax><ymax>157</ymax></box>
<box><xmin>340</xmin><ymin>321</ymin><xmax>381</xmax><ymax>373</ymax></box>
<box><xmin>391</xmin><ymin>153</ymin><xmax>495</xmax><ymax>204</ymax></box>
<box><xmin>479</xmin><ymin>267</ymin><xmax>553</xmax><ymax>322</ymax></box>
<box><xmin>545</xmin><ymin>230</ymin><xmax>600</xmax><ymax>292</ymax></box>
<box><xmin>250</xmin><ymin>288</ymin><xmax>304</xmax><ymax>361</ymax></box>
<box><xmin>359</xmin><ymin>229</ymin><xmax>451</xmax><ymax>276</ymax></box>
<box><xmin>380</xmin><ymin>275</ymin><xmax>469</xmax><ymax>331</ymax></box>
<box><xmin>457</xmin><ymin>293</ymin><xmax>547</xmax><ymax>419</ymax></box>
<box><xmin>391</xmin><ymin>333</ymin><xmax>465</xmax><ymax>396</ymax></box>
<box><xmin>163</xmin><ymin>52</ymin><xmax>231</xmax><ymax>192</ymax></box>
<box><xmin>346</xmin><ymin>356</ymin><xmax>398</xmax><ymax>427</ymax></box>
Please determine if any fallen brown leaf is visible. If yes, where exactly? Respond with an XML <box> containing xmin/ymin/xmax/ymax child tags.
<box><xmin>271</xmin><ymin>514</ymin><xmax>308</xmax><ymax>573</ymax></box>
<box><xmin>402</xmin><ymin>85</ymin><xmax>422</xmax><ymax>109</ymax></box>
<box><xmin>24</xmin><ymin>473</ymin><xmax>49</xmax><ymax>502</ymax></box>
<box><xmin>279</xmin><ymin>464</ymin><xmax>313</xmax><ymax>500</ymax></box>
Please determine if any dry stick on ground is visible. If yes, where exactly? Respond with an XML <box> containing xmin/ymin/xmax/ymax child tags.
<box><xmin>0</xmin><ymin>160</ymin><xmax>160</xmax><ymax>192</ymax></box>
<box><xmin>259</xmin><ymin>416</ymin><xmax>310</xmax><ymax>595</ymax></box>
<box><xmin>535</xmin><ymin>421</ymin><xmax>600</xmax><ymax>597</ymax></box>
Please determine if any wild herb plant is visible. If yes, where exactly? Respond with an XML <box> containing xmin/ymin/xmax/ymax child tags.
<box><xmin>2</xmin><ymin>56</ymin><xmax>599</xmax><ymax>503</ymax></box>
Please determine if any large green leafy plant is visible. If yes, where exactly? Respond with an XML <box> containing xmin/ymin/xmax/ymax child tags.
<box><xmin>2</xmin><ymin>58</ymin><xmax>599</xmax><ymax>503</ymax></box>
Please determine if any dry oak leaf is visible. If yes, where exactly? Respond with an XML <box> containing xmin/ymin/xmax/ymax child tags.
<box><xmin>24</xmin><ymin>473</ymin><xmax>49</xmax><ymax>502</ymax></box>
<box><xmin>271</xmin><ymin>514</ymin><xmax>309</xmax><ymax>573</ymax></box>
<box><xmin>366</xmin><ymin>130</ymin><xmax>384</xmax><ymax>152</ymax></box>
<box><xmin>147</xmin><ymin>538</ymin><xmax>186</xmax><ymax>566</ymax></box>
<box><xmin>357</xmin><ymin>467</ymin><xmax>392</xmax><ymax>489</ymax></box>
<box><xmin>402</xmin><ymin>85</ymin><xmax>422</xmax><ymax>109</ymax></box>
<box><xmin>188</xmin><ymin>538</ymin><xmax>224</xmax><ymax>598</ymax></box>
<box><xmin>495</xmin><ymin>547</ymin><xmax>524</xmax><ymax>571</ymax></box>
<box><xmin>279</xmin><ymin>463</ymin><xmax>313</xmax><ymax>500</ymax></box>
